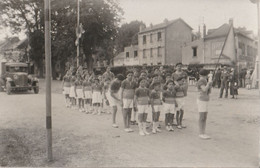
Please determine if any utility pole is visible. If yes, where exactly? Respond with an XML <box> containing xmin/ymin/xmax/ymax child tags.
<box><xmin>44</xmin><ymin>0</ymin><xmax>53</xmax><ymax>161</ymax></box>
<box><xmin>250</xmin><ymin>0</ymin><xmax>260</xmax><ymax>95</ymax></box>
<box><xmin>77</xmin><ymin>0</ymin><xmax>80</xmax><ymax>67</ymax></box>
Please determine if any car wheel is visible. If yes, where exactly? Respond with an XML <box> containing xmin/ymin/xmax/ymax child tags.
<box><xmin>34</xmin><ymin>87</ymin><xmax>39</xmax><ymax>94</ymax></box>
<box><xmin>6</xmin><ymin>83</ymin><xmax>11</xmax><ymax>95</ymax></box>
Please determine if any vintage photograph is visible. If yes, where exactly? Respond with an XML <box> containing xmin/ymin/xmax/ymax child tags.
<box><xmin>0</xmin><ymin>0</ymin><xmax>259</xmax><ymax>167</ymax></box>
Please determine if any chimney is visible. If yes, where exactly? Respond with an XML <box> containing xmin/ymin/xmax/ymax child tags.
<box><xmin>229</xmin><ymin>18</ymin><xmax>233</xmax><ymax>26</ymax></box>
<box><xmin>203</xmin><ymin>24</ymin><xmax>206</xmax><ymax>38</ymax></box>
<box><xmin>164</xmin><ymin>18</ymin><xmax>169</xmax><ymax>24</ymax></box>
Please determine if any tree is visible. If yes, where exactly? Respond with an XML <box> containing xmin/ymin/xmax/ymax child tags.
<box><xmin>80</xmin><ymin>0</ymin><xmax>123</xmax><ymax>70</ymax></box>
<box><xmin>0</xmin><ymin>0</ymin><xmax>123</xmax><ymax>75</ymax></box>
<box><xmin>115</xmin><ymin>20</ymin><xmax>145</xmax><ymax>54</ymax></box>
<box><xmin>0</xmin><ymin>0</ymin><xmax>45</xmax><ymax>77</ymax></box>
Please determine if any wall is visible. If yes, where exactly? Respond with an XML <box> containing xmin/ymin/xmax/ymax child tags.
<box><xmin>124</xmin><ymin>45</ymin><xmax>139</xmax><ymax>66</ymax></box>
<box><xmin>138</xmin><ymin>28</ymin><xmax>165</xmax><ymax>65</ymax></box>
<box><xmin>236</xmin><ymin>33</ymin><xmax>257</xmax><ymax>68</ymax></box>
<box><xmin>182</xmin><ymin>39</ymin><xmax>204</xmax><ymax>65</ymax></box>
<box><xmin>165</xmin><ymin>20</ymin><xmax>192</xmax><ymax>65</ymax></box>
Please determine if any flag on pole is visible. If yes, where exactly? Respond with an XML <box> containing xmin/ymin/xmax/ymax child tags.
<box><xmin>75</xmin><ymin>23</ymin><xmax>85</xmax><ymax>46</ymax></box>
<box><xmin>221</xmin><ymin>25</ymin><xmax>237</xmax><ymax>63</ymax></box>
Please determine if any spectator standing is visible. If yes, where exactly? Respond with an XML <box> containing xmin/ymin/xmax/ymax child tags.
<box><xmin>229</xmin><ymin>68</ymin><xmax>237</xmax><ymax>98</ymax></box>
<box><xmin>219</xmin><ymin>66</ymin><xmax>230</xmax><ymax>98</ymax></box>
<box><xmin>214</xmin><ymin>68</ymin><xmax>222</xmax><ymax>88</ymax></box>
<box><xmin>245</xmin><ymin>70</ymin><xmax>252</xmax><ymax>90</ymax></box>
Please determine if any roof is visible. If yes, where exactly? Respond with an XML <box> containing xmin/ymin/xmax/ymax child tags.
<box><xmin>113</xmin><ymin>52</ymin><xmax>125</xmax><ymax>60</ymax></box>
<box><xmin>205</xmin><ymin>24</ymin><xmax>230</xmax><ymax>39</ymax></box>
<box><xmin>205</xmin><ymin>23</ymin><xmax>255</xmax><ymax>41</ymax></box>
<box><xmin>5</xmin><ymin>62</ymin><xmax>28</xmax><ymax>67</ymax></box>
<box><xmin>139</xmin><ymin>18</ymin><xmax>193</xmax><ymax>34</ymax></box>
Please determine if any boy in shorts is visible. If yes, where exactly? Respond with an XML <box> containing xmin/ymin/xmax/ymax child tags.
<box><xmin>150</xmin><ymin>81</ymin><xmax>162</xmax><ymax>133</ymax></box>
<box><xmin>162</xmin><ymin>80</ymin><xmax>177</xmax><ymax>131</ymax></box>
<box><xmin>135</xmin><ymin>77</ymin><xmax>150</xmax><ymax>136</ymax></box>
<box><xmin>174</xmin><ymin>76</ymin><xmax>188</xmax><ymax>129</ymax></box>
<box><xmin>120</xmin><ymin>71</ymin><xmax>138</xmax><ymax>133</ymax></box>
<box><xmin>109</xmin><ymin>74</ymin><xmax>124</xmax><ymax>128</ymax></box>
<box><xmin>196</xmin><ymin>69</ymin><xmax>213</xmax><ymax>140</ymax></box>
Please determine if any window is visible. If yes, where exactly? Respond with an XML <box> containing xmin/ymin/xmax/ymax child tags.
<box><xmin>150</xmin><ymin>48</ymin><xmax>153</xmax><ymax>58</ymax></box>
<box><xmin>192</xmin><ymin>47</ymin><xmax>197</xmax><ymax>57</ymax></box>
<box><xmin>150</xmin><ymin>34</ymin><xmax>153</xmax><ymax>43</ymax></box>
<box><xmin>158</xmin><ymin>47</ymin><xmax>162</xmax><ymax>57</ymax></box>
<box><xmin>134</xmin><ymin>50</ymin><xmax>138</xmax><ymax>58</ymax></box>
<box><xmin>143</xmin><ymin>35</ymin><xmax>146</xmax><ymax>44</ymax></box>
<box><xmin>143</xmin><ymin>49</ymin><xmax>146</xmax><ymax>58</ymax></box>
<box><xmin>238</xmin><ymin>42</ymin><xmax>245</xmax><ymax>56</ymax></box>
<box><xmin>157</xmin><ymin>62</ymin><xmax>162</xmax><ymax>65</ymax></box>
<box><xmin>126</xmin><ymin>52</ymin><xmax>129</xmax><ymax>58</ymax></box>
<box><xmin>157</xmin><ymin>32</ymin><xmax>162</xmax><ymax>41</ymax></box>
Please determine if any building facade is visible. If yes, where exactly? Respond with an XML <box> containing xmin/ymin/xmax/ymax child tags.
<box><xmin>182</xmin><ymin>20</ymin><xmax>257</xmax><ymax>70</ymax></box>
<box><xmin>113</xmin><ymin>45</ymin><xmax>139</xmax><ymax>66</ymax></box>
<box><xmin>138</xmin><ymin>18</ymin><xmax>193</xmax><ymax>66</ymax></box>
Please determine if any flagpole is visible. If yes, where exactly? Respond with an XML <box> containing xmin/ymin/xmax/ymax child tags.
<box><xmin>77</xmin><ymin>0</ymin><xmax>80</xmax><ymax>67</ymax></box>
<box><xmin>44</xmin><ymin>0</ymin><xmax>53</xmax><ymax>161</ymax></box>
<box><xmin>257</xmin><ymin>0</ymin><xmax>260</xmax><ymax>94</ymax></box>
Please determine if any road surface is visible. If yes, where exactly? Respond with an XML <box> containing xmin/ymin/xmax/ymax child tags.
<box><xmin>0</xmin><ymin>79</ymin><xmax>259</xmax><ymax>167</ymax></box>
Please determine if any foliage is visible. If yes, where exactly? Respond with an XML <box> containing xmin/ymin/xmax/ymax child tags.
<box><xmin>115</xmin><ymin>20</ymin><xmax>145</xmax><ymax>54</ymax></box>
<box><xmin>0</xmin><ymin>0</ymin><xmax>123</xmax><ymax>76</ymax></box>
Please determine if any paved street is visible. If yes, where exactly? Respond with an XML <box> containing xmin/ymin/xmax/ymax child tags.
<box><xmin>0</xmin><ymin>79</ymin><xmax>259</xmax><ymax>167</ymax></box>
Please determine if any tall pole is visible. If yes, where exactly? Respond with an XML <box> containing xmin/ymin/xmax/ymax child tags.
<box><xmin>44</xmin><ymin>0</ymin><xmax>53</xmax><ymax>161</ymax></box>
<box><xmin>257</xmin><ymin>0</ymin><xmax>260</xmax><ymax>94</ymax></box>
<box><xmin>77</xmin><ymin>0</ymin><xmax>80</xmax><ymax>67</ymax></box>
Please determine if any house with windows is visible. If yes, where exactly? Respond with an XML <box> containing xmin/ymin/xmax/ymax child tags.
<box><xmin>182</xmin><ymin>19</ymin><xmax>257</xmax><ymax>70</ymax></box>
<box><xmin>113</xmin><ymin>45</ymin><xmax>139</xmax><ymax>66</ymax></box>
<box><xmin>138</xmin><ymin>18</ymin><xmax>193</xmax><ymax>66</ymax></box>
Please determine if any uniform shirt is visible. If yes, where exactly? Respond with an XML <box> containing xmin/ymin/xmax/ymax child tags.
<box><xmin>110</xmin><ymin>80</ymin><xmax>121</xmax><ymax>93</ymax></box>
<box><xmin>174</xmin><ymin>84</ymin><xmax>187</xmax><ymax>98</ymax></box>
<box><xmin>63</xmin><ymin>76</ymin><xmax>71</xmax><ymax>87</ymax></box>
<box><xmin>83</xmin><ymin>80</ymin><xmax>92</xmax><ymax>91</ymax></box>
<box><xmin>150</xmin><ymin>90</ymin><xmax>162</xmax><ymax>105</ymax></box>
<box><xmin>70</xmin><ymin>77</ymin><xmax>76</xmax><ymax>86</ymax></box>
<box><xmin>135</xmin><ymin>87</ymin><xmax>150</xmax><ymax>105</ymax></box>
<box><xmin>172</xmin><ymin>71</ymin><xmax>188</xmax><ymax>81</ymax></box>
<box><xmin>75</xmin><ymin>80</ymin><xmax>83</xmax><ymax>89</ymax></box>
<box><xmin>121</xmin><ymin>79</ymin><xmax>137</xmax><ymax>99</ymax></box>
<box><xmin>103</xmin><ymin>82</ymin><xmax>110</xmax><ymax>92</ymax></box>
<box><xmin>162</xmin><ymin>89</ymin><xmax>176</xmax><ymax>104</ymax></box>
<box><xmin>92</xmin><ymin>83</ymin><xmax>103</xmax><ymax>92</ymax></box>
<box><xmin>197</xmin><ymin>78</ymin><xmax>210</xmax><ymax>101</ymax></box>
<box><xmin>102</xmin><ymin>71</ymin><xmax>115</xmax><ymax>81</ymax></box>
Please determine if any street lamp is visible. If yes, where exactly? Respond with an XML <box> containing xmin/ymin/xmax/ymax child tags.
<box><xmin>250</xmin><ymin>0</ymin><xmax>260</xmax><ymax>94</ymax></box>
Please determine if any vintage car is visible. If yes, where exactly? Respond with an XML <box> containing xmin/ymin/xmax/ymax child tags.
<box><xmin>0</xmin><ymin>62</ymin><xmax>39</xmax><ymax>94</ymax></box>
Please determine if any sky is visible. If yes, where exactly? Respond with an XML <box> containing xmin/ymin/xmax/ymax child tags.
<box><xmin>0</xmin><ymin>0</ymin><xmax>258</xmax><ymax>41</ymax></box>
<box><xmin>118</xmin><ymin>0</ymin><xmax>258</xmax><ymax>34</ymax></box>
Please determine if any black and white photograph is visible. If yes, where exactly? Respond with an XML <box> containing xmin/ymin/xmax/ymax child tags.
<box><xmin>0</xmin><ymin>0</ymin><xmax>259</xmax><ymax>167</ymax></box>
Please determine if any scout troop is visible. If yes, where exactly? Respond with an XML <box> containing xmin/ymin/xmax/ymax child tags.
<box><xmin>62</xmin><ymin>63</ymin><xmax>212</xmax><ymax>140</ymax></box>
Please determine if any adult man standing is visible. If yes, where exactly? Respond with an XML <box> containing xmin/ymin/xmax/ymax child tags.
<box><xmin>214</xmin><ymin>68</ymin><xmax>222</xmax><ymax>88</ymax></box>
<box><xmin>219</xmin><ymin>66</ymin><xmax>230</xmax><ymax>98</ymax></box>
